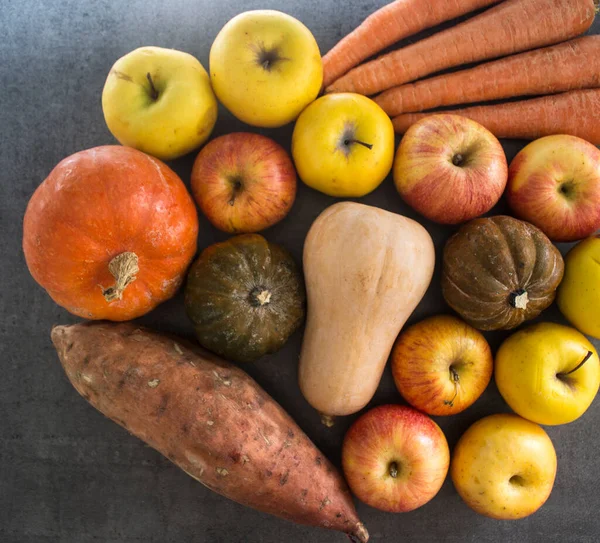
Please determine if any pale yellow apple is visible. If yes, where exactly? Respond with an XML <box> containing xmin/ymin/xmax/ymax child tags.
<box><xmin>292</xmin><ymin>93</ymin><xmax>395</xmax><ymax>197</ymax></box>
<box><xmin>557</xmin><ymin>236</ymin><xmax>600</xmax><ymax>339</ymax></box>
<box><xmin>495</xmin><ymin>322</ymin><xmax>600</xmax><ymax>425</ymax></box>
<box><xmin>102</xmin><ymin>46</ymin><xmax>218</xmax><ymax>161</ymax></box>
<box><xmin>210</xmin><ymin>10</ymin><xmax>322</xmax><ymax>128</ymax></box>
<box><xmin>451</xmin><ymin>414</ymin><xmax>557</xmax><ymax>520</ymax></box>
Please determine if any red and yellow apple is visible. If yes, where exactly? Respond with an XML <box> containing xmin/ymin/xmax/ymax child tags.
<box><xmin>342</xmin><ymin>405</ymin><xmax>449</xmax><ymax>513</ymax></box>
<box><xmin>210</xmin><ymin>10</ymin><xmax>322</xmax><ymax>128</ymax></box>
<box><xmin>451</xmin><ymin>413</ymin><xmax>557</xmax><ymax>520</ymax></box>
<box><xmin>495</xmin><ymin>322</ymin><xmax>600</xmax><ymax>426</ymax></box>
<box><xmin>102</xmin><ymin>46</ymin><xmax>218</xmax><ymax>161</ymax></box>
<box><xmin>393</xmin><ymin>114</ymin><xmax>508</xmax><ymax>224</ymax></box>
<box><xmin>292</xmin><ymin>93</ymin><xmax>395</xmax><ymax>197</ymax></box>
<box><xmin>391</xmin><ymin>315</ymin><xmax>493</xmax><ymax>415</ymax></box>
<box><xmin>191</xmin><ymin>133</ymin><xmax>296</xmax><ymax>234</ymax></box>
<box><xmin>557</xmin><ymin>236</ymin><xmax>600</xmax><ymax>339</ymax></box>
<box><xmin>507</xmin><ymin>135</ymin><xmax>600</xmax><ymax>242</ymax></box>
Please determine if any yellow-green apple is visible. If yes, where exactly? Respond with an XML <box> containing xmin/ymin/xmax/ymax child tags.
<box><xmin>102</xmin><ymin>46</ymin><xmax>217</xmax><ymax>161</ymax></box>
<box><xmin>557</xmin><ymin>236</ymin><xmax>600</xmax><ymax>338</ymax></box>
<box><xmin>451</xmin><ymin>414</ymin><xmax>557</xmax><ymax>520</ymax></box>
<box><xmin>292</xmin><ymin>93</ymin><xmax>395</xmax><ymax>197</ymax></box>
<box><xmin>391</xmin><ymin>315</ymin><xmax>493</xmax><ymax>415</ymax></box>
<box><xmin>393</xmin><ymin>114</ymin><xmax>507</xmax><ymax>224</ymax></box>
<box><xmin>506</xmin><ymin>135</ymin><xmax>600</xmax><ymax>242</ymax></box>
<box><xmin>210</xmin><ymin>10</ymin><xmax>322</xmax><ymax>128</ymax></box>
<box><xmin>190</xmin><ymin>133</ymin><xmax>296</xmax><ymax>234</ymax></box>
<box><xmin>342</xmin><ymin>405</ymin><xmax>449</xmax><ymax>513</ymax></box>
<box><xmin>495</xmin><ymin>322</ymin><xmax>600</xmax><ymax>425</ymax></box>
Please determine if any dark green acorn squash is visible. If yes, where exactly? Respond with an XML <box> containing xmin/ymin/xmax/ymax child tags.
<box><xmin>185</xmin><ymin>234</ymin><xmax>306</xmax><ymax>363</ymax></box>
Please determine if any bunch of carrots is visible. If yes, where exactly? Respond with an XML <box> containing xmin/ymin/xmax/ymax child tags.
<box><xmin>322</xmin><ymin>0</ymin><xmax>600</xmax><ymax>144</ymax></box>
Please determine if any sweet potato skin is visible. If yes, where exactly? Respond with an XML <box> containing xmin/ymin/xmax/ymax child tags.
<box><xmin>51</xmin><ymin>322</ymin><xmax>368</xmax><ymax>542</ymax></box>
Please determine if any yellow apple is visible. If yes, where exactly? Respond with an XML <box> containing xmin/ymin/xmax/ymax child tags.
<box><xmin>495</xmin><ymin>322</ymin><xmax>600</xmax><ymax>425</ymax></box>
<box><xmin>210</xmin><ymin>10</ymin><xmax>322</xmax><ymax>128</ymax></box>
<box><xmin>557</xmin><ymin>236</ymin><xmax>600</xmax><ymax>339</ymax></box>
<box><xmin>451</xmin><ymin>414</ymin><xmax>557</xmax><ymax>520</ymax></box>
<box><xmin>292</xmin><ymin>93</ymin><xmax>395</xmax><ymax>197</ymax></box>
<box><xmin>102</xmin><ymin>46</ymin><xmax>217</xmax><ymax>161</ymax></box>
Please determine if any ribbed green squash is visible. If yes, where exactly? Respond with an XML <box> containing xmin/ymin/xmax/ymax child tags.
<box><xmin>185</xmin><ymin>234</ymin><xmax>305</xmax><ymax>363</ymax></box>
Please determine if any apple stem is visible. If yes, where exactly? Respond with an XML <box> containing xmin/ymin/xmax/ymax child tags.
<box><xmin>344</xmin><ymin>139</ymin><xmax>373</xmax><ymax>150</ymax></box>
<box><xmin>559</xmin><ymin>351</ymin><xmax>593</xmax><ymax>377</ymax></box>
<box><xmin>444</xmin><ymin>367</ymin><xmax>460</xmax><ymax>407</ymax></box>
<box><xmin>228</xmin><ymin>179</ymin><xmax>243</xmax><ymax>206</ymax></box>
<box><xmin>388</xmin><ymin>462</ymin><xmax>399</xmax><ymax>478</ymax></box>
<box><xmin>452</xmin><ymin>154</ymin><xmax>464</xmax><ymax>166</ymax></box>
<box><xmin>146</xmin><ymin>72</ymin><xmax>159</xmax><ymax>101</ymax></box>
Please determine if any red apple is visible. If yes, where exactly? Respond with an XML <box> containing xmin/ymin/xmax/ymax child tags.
<box><xmin>342</xmin><ymin>405</ymin><xmax>449</xmax><ymax>513</ymax></box>
<box><xmin>506</xmin><ymin>135</ymin><xmax>600</xmax><ymax>242</ymax></box>
<box><xmin>391</xmin><ymin>315</ymin><xmax>493</xmax><ymax>415</ymax></box>
<box><xmin>393</xmin><ymin>114</ymin><xmax>508</xmax><ymax>224</ymax></box>
<box><xmin>191</xmin><ymin>132</ymin><xmax>296</xmax><ymax>233</ymax></box>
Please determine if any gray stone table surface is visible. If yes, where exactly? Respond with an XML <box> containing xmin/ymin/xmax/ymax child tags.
<box><xmin>2</xmin><ymin>1</ymin><xmax>599</xmax><ymax>542</ymax></box>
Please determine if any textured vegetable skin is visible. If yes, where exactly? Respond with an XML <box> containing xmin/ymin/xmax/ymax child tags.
<box><xmin>442</xmin><ymin>216</ymin><xmax>564</xmax><ymax>331</ymax></box>
<box><xmin>185</xmin><ymin>234</ymin><xmax>306</xmax><ymax>363</ymax></box>
<box><xmin>51</xmin><ymin>322</ymin><xmax>368</xmax><ymax>542</ymax></box>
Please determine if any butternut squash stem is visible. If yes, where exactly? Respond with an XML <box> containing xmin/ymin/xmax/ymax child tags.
<box><xmin>558</xmin><ymin>351</ymin><xmax>593</xmax><ymax>377</ymax></box>
<box><xmin>102</xmin><ymin>252</ymin><xmax>139</xmax><ymax>302</ymax></box>
<box><xmin>320</xmin><ymin>414</ymin><xmax>336</xmax><ymax>427</ymax></box>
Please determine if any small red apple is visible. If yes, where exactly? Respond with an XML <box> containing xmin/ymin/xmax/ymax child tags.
<box><xmin>393</xmin><ymin>114</ymin><xmax>508</xmax><ymax>224</ymax></box>
<box><xmin>391</xmin><ymin>315</ymin><xmax>493</xmax><ymax>415</ymax></box>
<box><xmin>342</xmin><ymin>405</ymin><xmax>449</xmax><ymax>513</ymax></box>
<box><xmin>191</xmin><ymin>132</ymin><xmax>296</xmax><ymax>233</ymax></box>
<box><xmin>506</xmin><ymin>135</ymin><xmax>600</xmax><ymax>242</ymax></box>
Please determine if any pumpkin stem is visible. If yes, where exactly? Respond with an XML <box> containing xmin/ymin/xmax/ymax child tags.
<box><xmin>102</xmin><ymin>252</ymin><xmax>139</xmax><ymax>302</ymax></box>
<box><xmin>509</xmin><ymin>288</ymin><xmax>529</xmax><ymax>310</ymax></box>
<box><xmin>320</xmin><ymin>414</ymin><xmax>335</xmax><ymax>427</ymax></box>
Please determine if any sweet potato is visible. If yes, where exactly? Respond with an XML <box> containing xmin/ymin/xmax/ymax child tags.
<box><xmin>51</xmin><ymin>322</ymin><xmax>368</xmax><ymax>542</ymax></box>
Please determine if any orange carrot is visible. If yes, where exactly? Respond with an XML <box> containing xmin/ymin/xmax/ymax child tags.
<box><xmin>326</xmin><ymin>0</ymin><xmax>597</xmax><ymax>96</ymax></box>
<box><xmin>376</xmin><ymin>36</ymin><xmax>600</xmax><ymax>116</ymax></box>
<box><xmin>391</xmin><ymin>89</ymin><xmax>600</xmax><ymax>144</ymax></box>
<box><xmin>321</xmin><ymin>0</ymin><xmax>501</xmax><ymax>89</ymax></box>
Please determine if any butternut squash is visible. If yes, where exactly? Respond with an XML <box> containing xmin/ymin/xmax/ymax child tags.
<box><xmin>298</xmin><ymin>202</ymin><xmax>435</xmax><ymax>425</ymax></box>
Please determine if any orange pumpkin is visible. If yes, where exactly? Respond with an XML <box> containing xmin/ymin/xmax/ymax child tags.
<box><xmin>23</xmin><ymin>146</ymin><xmax>199</xmax><ymax>321</ymax></box>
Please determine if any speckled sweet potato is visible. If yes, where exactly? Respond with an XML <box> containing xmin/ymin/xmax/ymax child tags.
<box><xmin>51</xmin><ymin>322</ymin><xmax>368</xmax><ymax>542</ymax></box>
